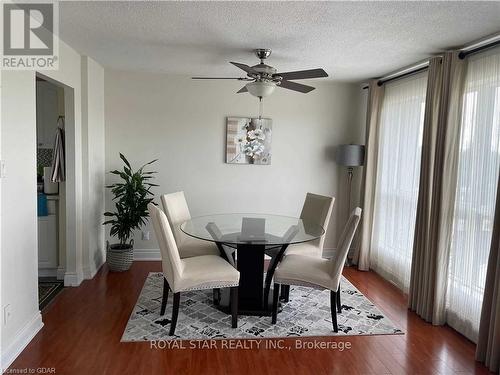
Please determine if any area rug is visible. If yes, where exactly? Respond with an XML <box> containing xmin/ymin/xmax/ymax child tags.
<box><xmin>122</xmin><ymin>272</ymin><xmax>403</xmax><ymax>341</ymax></box>
<box><xmin>39</xmin><ymin>280</ymin><xmax>64</xmax><ymax>310</ymax></box>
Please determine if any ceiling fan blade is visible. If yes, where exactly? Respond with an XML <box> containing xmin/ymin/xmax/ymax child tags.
<box><xmin>274</xmin><ymin>68</ymin><xmax>328</xmax><ymax>80</ymax></box>
<box><xmin>237</xmin><ymin>86</ymin><xmax>248</xmax><ymax>93</ymax></box>
<box><xmin>192</xmin><ymin>77</ymin><xmax>251</xmax><ymax>80</ymax></box>
<box><xmin>230</xmin><ymin>62</ymin><xmax>257</xmax><ymax>74</ymax></box>
<box><xmin>278</xmin><ymin>80</ymin><xmax>315</xmax><ymax>93</ymax></box>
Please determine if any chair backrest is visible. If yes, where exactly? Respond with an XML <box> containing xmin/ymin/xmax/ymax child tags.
<box><xmin>161</xmin><ymin>191</ymin><xmax>191</xmax><ymax>244</ymax></box>
<box><xmin>329</xmin><ymin>207</ymin><xmax>362</xmax><ymax>290</ymax></box>
<box><xmin>148</xmin><ymin>203</ymin><xmax>184</xmax><ymax>289</ymax></box>
<box><xmin>300</xmin><ymin>193</ymin><xmax>335</xmax><ymax>250</ymax></box>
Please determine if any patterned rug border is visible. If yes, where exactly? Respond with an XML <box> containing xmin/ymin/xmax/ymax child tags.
<box><xmin>121</xmin><ymin>272</ymin><xmax>404</xmax><ymax>342</ymax></box>
<box><xmin>39</xmin><ymin>280</ymin><xmax>64</xmax><ymax>310</ymax></box>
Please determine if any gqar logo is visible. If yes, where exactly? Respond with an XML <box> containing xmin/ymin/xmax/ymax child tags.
<box><xmin>1</xmin><ymin>2</ymin><xmax>58</xmax><ymax>69</ymax></box>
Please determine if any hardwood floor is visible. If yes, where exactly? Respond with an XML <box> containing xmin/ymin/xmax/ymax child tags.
<box><xmin>9</xmin><ymin>262</ymin><xmax>492</xmax><ymax>375</ymax></box>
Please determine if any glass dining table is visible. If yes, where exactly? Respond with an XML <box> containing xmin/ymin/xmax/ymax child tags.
<box><xmin>181</xmin><ymin>213</ymin><xmax>325</xmax><ymax>316</ymax></box>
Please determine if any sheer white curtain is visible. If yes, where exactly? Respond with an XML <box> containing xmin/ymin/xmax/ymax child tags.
<box><xmin>370</xmin><ymin>72</ymin><xmax>428</xmax><ymax>292</ymax></box>
<box><xmin>446</xmin><ymin>47</ymin><xmax>500</xmax><ymax>342</ymax></box>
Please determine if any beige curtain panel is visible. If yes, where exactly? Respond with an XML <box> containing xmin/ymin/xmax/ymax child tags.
<box><xmin>353</xmin><ymin>80</ymin><xmax>384</xmax><ymax>271</ymax></box>
<box><xmin>408</xmin><ymin>52</ymin><xmax>466</xmax><ymax>324</ymax></box>
<box><xmin>476</xmin><ymin>171</ymin><xmax>500</xmax><ymax>373</ymax></box>
<box><xmin>409</xmin><ymin>56</ymin><xmax>445</xmax><ymax>321</ymax></box>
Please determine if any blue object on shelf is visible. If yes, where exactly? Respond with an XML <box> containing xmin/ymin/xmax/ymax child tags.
<box><xmin>38</xmin><ymin>194</ymin><xmax>48</xmax><ymax>216</ymax></box>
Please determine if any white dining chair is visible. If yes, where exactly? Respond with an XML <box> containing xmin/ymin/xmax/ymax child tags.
<box><xmin>271</xmin><ymin>207</ymin><xmax>362</xmax><ymax>332</ymax></box>
<box><xmin>148</xmin><ymin>203</ymin><xmax>240</xmax><ymax>335</ymax></box>
<box><xmin>277</xmin><ymin>192</ymin><xmax>334</xmax><ymax>302</ymax></box>
<box><xmin>161</xmin><ymin>191</ymin><xmax>220</xmax><ymax>258</ymax></box>
<box><xmin>285</xmin><ymin>192</ymin><xmax>335</xmax><ymax>258</ymax></box>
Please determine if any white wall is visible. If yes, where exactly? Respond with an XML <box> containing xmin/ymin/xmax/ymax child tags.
<box><xmin>105</xmin><ymin>70</ymin><xmax>363</xmax><ymax>257</ymax></box>
<box><xmin>0</xmin><ymin>40</ymin><xmax>105</xmax><ymax>369</ymax></box>
<box><xmin>81</xmin><ymin>57</ymin><xmax>106</xmax><ymax>278</ymax></box>
<box><xmin>1</xmin><ymin>70</ymin><xmax>40</xmax><ymax>370</ymax></box>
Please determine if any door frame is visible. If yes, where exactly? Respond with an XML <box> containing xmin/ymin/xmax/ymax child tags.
<box><xmin>36</xmin><ymin>72</ymin><xmax>82</xmax><ymax>286</ymax></box>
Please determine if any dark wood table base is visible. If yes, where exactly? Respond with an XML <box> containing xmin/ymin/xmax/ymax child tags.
<box><xmin>213</xmin><ymin>242</ymin><xmax>288</xmax><ymax>316</ymax></box>
<box><xmin>214</xmin><ymin>286</ymin><xmax>282</xmax><ymax>317</ymax></box>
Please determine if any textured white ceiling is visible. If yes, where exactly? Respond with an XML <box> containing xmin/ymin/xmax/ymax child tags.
<box><xmin>59</xmin><ymin>1</ymin><xmax>500</xmax><ymax>82</ymax></box>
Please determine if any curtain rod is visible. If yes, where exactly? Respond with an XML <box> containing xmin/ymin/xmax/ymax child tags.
<box><xmin>362</xmin><ymin>32</ymin><xmax>500</xmax><ymax>90</ymax></box>
<box><xmin>361</xmin><ymin>60</ymin><xmax>431</xmax><ymax>90</ymax></box>
<box><xmin>459</xmin><ymin>38</ymin><xmax>500</xmax><ymax>59</ymax></box>
<box><xmin>377</xmin><ymin>65</ymin><xmax>429</xmax><ymax>86</ymax></box>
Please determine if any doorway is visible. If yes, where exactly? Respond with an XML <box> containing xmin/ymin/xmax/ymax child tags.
<box><xmin>35</xmin><ymin>72</ymin><xmax>80</xmax><ymax>308</ymax></box>
<box><xmin>35</xmin><ymin>76</ymin><xmax>65</xmax><ymax>308</ymax></box>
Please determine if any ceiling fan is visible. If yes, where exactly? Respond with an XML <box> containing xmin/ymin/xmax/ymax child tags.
<box><xmin>192</xmin><ymin>49</ymin><xmax>328</xmax><ymax>98</ymax></box>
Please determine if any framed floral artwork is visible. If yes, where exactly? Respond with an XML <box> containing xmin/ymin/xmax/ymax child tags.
<box><xmin>226</xmin><ymin>117</ymin><xmax>272</xmax><ymax>165</ymax></box>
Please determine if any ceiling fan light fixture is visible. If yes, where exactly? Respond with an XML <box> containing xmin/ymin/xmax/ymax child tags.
<box><xmin>246</xmin><ymin>81</ymin><xmax>276</xmax><ymax>98</ymax></box>
<box><xmin>192</xmin><ymin>49</ymin><xmax>328</xmax><ymax>95</ymax></box>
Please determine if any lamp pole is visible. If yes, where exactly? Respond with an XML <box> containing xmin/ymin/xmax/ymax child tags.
<box><xmin>336</xmin><ymin>144</ymin><xmax>365</xmax><ymax>265</ymax></box>
<box><xmin>346</xmin><ymin>166</ymin><xmax>354</xmax><ymax>219</ymax></box>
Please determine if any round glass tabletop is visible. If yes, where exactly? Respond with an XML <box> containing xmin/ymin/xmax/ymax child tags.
<box><xmin>180</xmin><ymin>213</ymin><xmax>325</xmax><ymax>246</ymax></box>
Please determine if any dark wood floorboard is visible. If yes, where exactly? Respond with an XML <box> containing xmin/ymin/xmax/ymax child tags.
<box><xmin>8</xmin><ymin>262</ymin><xmax>493</xmax><ymax>374</ymax></box>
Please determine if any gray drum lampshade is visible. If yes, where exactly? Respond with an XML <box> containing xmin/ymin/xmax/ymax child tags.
<box><xmin>336</xmin><ymin>144</ymin><xmax>365</xmax><ymax>167</ymax></box>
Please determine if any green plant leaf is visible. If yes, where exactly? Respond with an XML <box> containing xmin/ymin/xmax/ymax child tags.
<box><xmin>119</xmin><ymin>153</ymin><xmax>131</xmax><ymax>169</ymax></box>
<box><xmin>142</xmin><ymin>159</ymin><xmax>158</xmax><ymax>168</ymax></box>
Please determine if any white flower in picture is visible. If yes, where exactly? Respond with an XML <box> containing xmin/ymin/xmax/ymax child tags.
<box><xmin>244</xmin><ymin>139</ymin><xmax>265</xmax><ymax>158</ymax></box>
<box><xmin>247</xmin><ymin>128</ymin><xmax>266</xmax><ymax>141</ymax></box>
<box><xmin>234</xmin><ymin>134</ymin><xmax>247</xmax><ymax>144</ymax></box>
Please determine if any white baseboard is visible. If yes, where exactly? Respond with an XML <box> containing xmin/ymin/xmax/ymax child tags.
<box><xmin>64</xmin><ymin>271</ymin><xmax>84</xmax><ymax>286</ymax></box>
<box><xmin>134</xmin><ymin>248</ymin><xmax>161</xmax><ymax>261</ymax></box>
<box><xmin>82</xmin><ymin>266</ymin><xmax>96</xmax><ymax>279</ymax></box>
<box><xmin>0</xmin><ymin>312</ymin><xmax>43</xmax><ymax>371</ymax></box>
<box><xmin>133</xmin><ymin>248</ymin><xmax>346</xmax><ymax>261</ymax></box>
<box><xmin>38</xmin><ymin>268</ymin><xmax>57</xmax><ymax>278</ymax></box>
<box><xmin>322</xmin><ymin>247</ymin><xmax>336</xmax><ymax>259</ymax></box>
<box><xmin>322</xmin><ymin>247</ymin><xmax>358</xmax><ymax>260</ymax></box>
<box><xmin>56</xmin><ymin>266</ymin><xmax>65</xmax><ymax>281</ymax></box>
<box><xmin>323</xmin><ymin>247</ymin><xmax>359</xmax><ymax>263</ymax></box>
<box><xmin>83</xmin><ymin>260</ymin><xmax>104</xmax><ymax>280</ymax></box>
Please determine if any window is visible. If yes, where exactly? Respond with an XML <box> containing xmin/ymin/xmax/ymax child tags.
<box><xmin>446</xmin><ymin>48</ymin><xmax>500</xmax><ymax>342</ymax></box>
<box><xmin>370</xmin><ymin>72</ymin><xmax>428</xmax><ymax>292</ymax></box>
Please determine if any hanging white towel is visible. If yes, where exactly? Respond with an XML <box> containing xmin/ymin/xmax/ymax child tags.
<box><xmin>50</xmin><ymin>116</ymin><xmax>65</xmax><ymax>182</ymax></box>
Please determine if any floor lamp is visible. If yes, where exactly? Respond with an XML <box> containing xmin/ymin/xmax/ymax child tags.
<box><xmin>336</xmin><ymin>144</ymin><xmax>365</xmax><ymax>264</ymax></box>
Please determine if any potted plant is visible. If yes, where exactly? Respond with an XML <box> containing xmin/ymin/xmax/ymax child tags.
<box><xmin>103</xmin><ymin>153</ymin><xmax>158</xmax><ymax>272</ymax></box>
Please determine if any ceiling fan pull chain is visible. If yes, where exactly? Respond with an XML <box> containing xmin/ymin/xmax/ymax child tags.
<box><xmin>259</xmin><ymin>97</ymin><xmax>263</xmax><ymax>122</ymax></box>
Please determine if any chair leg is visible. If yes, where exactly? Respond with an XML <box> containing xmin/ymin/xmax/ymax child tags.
<box><xmin>336</xmin><ymin>283</ymin><xmax>342</xmax><ymax>313</ymax></box>
<box><xmin>169</xmin><ymin>292</ymin><xmax>180</xmax><ymax>336</ymax></box>
<box><xmin>264</xmin><ymin>255</ymin><xmax>278</xmax><ymax>309</ymax></box>
<box><xmin>272</xmin><ymin>283</ymin><xmax>280</xmax><ymax>324</ymax></box>
<box><xmin>280</xmin><ymin>284</ymin><xmax>290</xmax><ymax>302</ymax></box>
<box><xmin>213</xmin><ymin>288</ymin><xmax>221</xmax><ymax>306</ymax></box>
<box><xmin>160</xmin><ymin>278</ymin><xmax>169</xmax><ymax>316</ymax></box>
<box><xmin>264</xmin><ymin>246</ymin><xmax>288</xmax><ymax>309</ymax></box>
<box><xmin>330</xmin><ymin>291</ymin><xmax>338</xmax><ymax>333</ymax></box>
<box><xmin>230</xmin><ymin>287</ymin><xmax>238</xmax><ymax>328</ymax></box>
